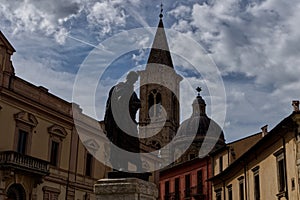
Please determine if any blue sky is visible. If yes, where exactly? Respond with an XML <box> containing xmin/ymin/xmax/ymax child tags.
<box><xmin>1</xmin><ymin>0</ymin><xmax>300</xmax><ymax>142</ymax></box>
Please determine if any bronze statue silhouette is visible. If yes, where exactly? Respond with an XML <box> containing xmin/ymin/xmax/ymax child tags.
<box><xmin>104</xmin><ymin>71</ymin><xmax>142</xmax><ymax>171</ymax></box>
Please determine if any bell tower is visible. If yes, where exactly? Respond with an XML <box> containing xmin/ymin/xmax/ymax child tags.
<box><xmin>139</xmin><ymin>8</ymin><xmax>182</xmax><ymax>163</ymax></box>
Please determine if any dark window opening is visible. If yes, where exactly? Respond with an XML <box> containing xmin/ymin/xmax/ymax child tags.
<box><xmin>50</xmin><ymin>141</ymin><xmax>59</xmax><ymax>166</ymax></box>
<box><xmin>85</xmin><ymin>153</ymin><xmax>93</xmax><ymax>176</ymax></box>
<box><xmin>278</xmin><ymin>159</ymin><xmax>286</xmax><ymax>192</ymax></box>
<box><xmin>219</xmin><ymin>156</ymin><xmax>223</xmax><ymax>173</ymax></box>
<box><xmin>17</xmin><ymin>130</ymin><xmax>28</xmax><ymax>154</ymax></box>
<box><xmin>254</xmin><ymin>173</ymin><xmax>260</xmax><ymax>200</ymax></box>
<box><xmin>239</xmin><ymin>180</ymin><xmax>244</xmax><ymax>200</ymax></box>
<box><xmin>227</xmin><ymin>185</ymin><xmax>232</xmax><ymax>200</ymax></box>
<box><xmin>185</xmin><ymin>174</ymin><xmax>191</xmax><ymax>197</ymax></box>
<box><xmin>164</xmin><ymin>181</ymin><xmax>170</xmax><ymax>200</ymax></box>
<box><xmin>197</xmin><ymin>170</ymin><xmax>203</xmax><ymax>194</ymax></box>
<box><xmin>216</xmin><ymin>189</ymin><xmax>222</xmax><ymax>200</ymax></box>
<box><xmin>175</xmin><ymin>178</ymin><xmax>180</xmax><ymax>200</ymax></box>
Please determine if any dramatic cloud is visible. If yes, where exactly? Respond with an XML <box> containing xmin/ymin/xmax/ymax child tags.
<box><xmin>1</xmin><ymin>0</ymin><xmax>299</xmax><ymax>141</ymax></box>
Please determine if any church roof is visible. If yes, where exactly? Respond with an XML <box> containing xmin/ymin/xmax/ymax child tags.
<box><xmin>147</xmin><ymin>17</ymin><xmax>174</xmax><ymax>68</ymax></box>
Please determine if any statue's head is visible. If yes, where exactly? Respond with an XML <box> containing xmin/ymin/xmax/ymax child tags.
<box><xmin>126</xmin><ymin>71</ymin><xmax>139</xmax><ymax>84</ymax></box>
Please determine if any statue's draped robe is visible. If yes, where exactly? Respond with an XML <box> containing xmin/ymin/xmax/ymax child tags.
<box><xmin>104</xmin><ymin>82</ymin><xmax>142</xmax><ymax>170</ymax></box>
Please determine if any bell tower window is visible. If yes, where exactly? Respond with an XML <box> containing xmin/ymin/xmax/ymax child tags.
<box><xmin>148</xmin><ymin>89</ymin><xmax>162</xmax><ymax>118</ymax></box>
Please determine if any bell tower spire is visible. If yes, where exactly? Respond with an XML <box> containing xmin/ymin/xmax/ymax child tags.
<box><xmin>146</xmin><ymin>1</ymin><xmax>173</xmax><ymax>68</ymax></box>
<box><xmin>139</xmin><ymin>5</ymin><xmax>182</xmax><ymax>164</ymax></box>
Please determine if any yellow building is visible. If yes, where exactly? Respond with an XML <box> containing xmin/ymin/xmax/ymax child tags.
<box><xmin>0</xmin><ymin>32</ymin><xmax>108</xmax><ymax>199</ymax></box>
<box><xmin>210</xmin><ymin>102</ymin><xmax>300</xmax><ymax>200</ymax></box>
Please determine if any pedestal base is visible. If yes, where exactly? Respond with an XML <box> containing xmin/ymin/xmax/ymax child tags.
<box><xmin>108</xmin><ymin>171</ymin><xmax>152</xmax><ymax>181</ymax></box>
<box><xmin>94</xmin><ymin>178</ymin><xmax>158</xmax><ymax>200</ymax></box>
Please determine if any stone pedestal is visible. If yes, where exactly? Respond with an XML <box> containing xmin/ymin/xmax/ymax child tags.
<box><xmin>94</xmin><ymin>178</ymin><xmax>158</xmax><ymax>200</ymax></box>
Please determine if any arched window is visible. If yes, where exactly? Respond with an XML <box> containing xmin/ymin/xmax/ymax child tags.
<box><xmin>148</xmin><ymin>89</ymin><xmax>162</xmax><ymax>118</ymax></box>
<box><xmin>6</xmin><ymin>184</ymin><xmax>26</xmax><ymax>200</ymax></box>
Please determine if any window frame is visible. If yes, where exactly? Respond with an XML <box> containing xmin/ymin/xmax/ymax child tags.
<box><xmin>47</xmin><ymin>125</ymin><xmax>67</xmax><ymax>168</ymax></box>
<box><xmin>215</xmin><ymin>188</ymin><xmax>222</xmax><ymax>200</ymax></box>
<box><xmin>13</xmin><ymin>112</ymin><xmax>38</xmax><ymax>155</ymax></box>
<box><xmin>274</xmin><ymin>148</ymin><xmax>287</xmax><ymax>197</ymax></box>
<box><xmin>85</xmin><ymin>151</ymin><xmax>94</xmax><ymax>177</ymax></box>
<box><xmin>252</xmin><ymin>166</ymin><xmax>260</xmax><ymax>200</ymax></box>
<box><xmin>238</xmin><ymin>176</ymin><xmax>245</xmax><ymax>200</ymax></box>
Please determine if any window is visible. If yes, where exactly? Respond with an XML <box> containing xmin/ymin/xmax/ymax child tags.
<box><xmin>227</xmin><ymin>185</ymin><xmax>232</xmax><ymax>200</ymax></box>
<box><xmin>14</xmin><ymin>111</ymin><xmax>38</xmax><ymax>155</ymax></box>
<box><xmin>238</xmin><ymin>176</ymin><xmax>244</xmax><ymax>200</ymax></box>
<box><xmin>274</xmin><ymin>149</ymin><xmax>286</xmax><ymax>195</ymax></box>
<box><xmin>48</xmin><ymin>125</ymin><xmax>67</xmax><ymax>168</ymax></box>
<box><xmin>292</xmin><ymin>178</ymin><xmax>295</xmax><ymax>191</ymax></box>
<box><xmin>189</xmin><ymin>153</ymin><xmax>196</xmax><ymax>160</ymax></box>
<box><xmin>85</xmin><ymin>152</ymin><xmax>93</xmax><ymax>176</ymax></box>
<box><xmin>175</xmin><ymin>178</ymin><xmax>180</xmax><ymax>200</ymax></box>
<box><xmin>165</xmin><ymin>181</ymin><xmax>170</xmax><ymax>200</ymax></box>
<box><xmin>185</xmin><ymin>174</ymin><xmax>191</xmax><ymax>197</ymax></box>
<box><xmin>50</xmin><ymin>141</ymin><xmax>59</xmax><ymax>166</ymax></box>
<box><xmin>43</xmin><ymin>186</ymin><xmax>60</xmax><ymax>200</ymax></box>
<box><xmin>197</xmin><ymin>170</ymin><xmax>203</xmax><ymax>194</ymax></box>
<box><xmin>148</xmin><ymin>90</ymin><xmax>162</xmax><ymax>118</ymax></box>
<box><xmin>219</xmin><ymin>156</ymin><xmax>223</xmax><ymax>173</ymax></box>
<box><xmin>17</xmin><ymin>130</ymin><xmax>28</xmax><ymax>154</ymax></box>
<box><xmin>215</xmin><ymin>189</ymin><xmax>222</xmax><ymax>200</ymax></box>
<box><xmin>252</xmin><ymin>166</ymin><xmax>260</xmax><ymax>200</ymax></box>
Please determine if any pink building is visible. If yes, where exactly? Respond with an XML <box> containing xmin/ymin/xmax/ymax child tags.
<box><xmin>159</xmin><ymin>92</ymin><xmax>226</xmax><ymax>200</ymax></box>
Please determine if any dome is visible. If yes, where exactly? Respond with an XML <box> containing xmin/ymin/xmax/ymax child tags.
<box><xmin>177</xmin><ymin>114</ymin><xmax>225</xmax><ymax>140</ymax></box>
<box><xmin>173</xmin><ymin>92</ymin><xmax>225</xmax><ymax>163</ymax></box>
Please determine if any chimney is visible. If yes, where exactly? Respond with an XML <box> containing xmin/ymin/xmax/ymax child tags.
<box><xmin>292</xmin><ymin>100</ymin><xmax>299</xmax><ymax>112</ymax></box>
<box><xmin>261</xmin><ymin>125</ymin><xmax>268</xmax><ymax>137</ymax></box>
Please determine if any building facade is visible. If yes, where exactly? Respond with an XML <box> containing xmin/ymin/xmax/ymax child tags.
<box><xmin>159</xmin><ymin>91</ymin><xmax>226</xmax><ymax>200</ymax></box>
<box><xmin>0</xmin><ymin>32</ymin><xmax>108</xmax><ymax>200</ymax></box>
<box><xmin>210</xmin><ymin>102</ymin><xmax>300</xmax><ymax>200</ymax></box>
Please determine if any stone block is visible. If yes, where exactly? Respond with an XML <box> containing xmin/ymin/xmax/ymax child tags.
<box><xmin>94</xmin><ymin>178</ymin><xmax>158</xmax><ymax>200</ymax></box>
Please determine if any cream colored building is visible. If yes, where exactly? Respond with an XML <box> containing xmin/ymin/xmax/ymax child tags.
<box><xmin>210</xmin><ymin>102</ymin><xmax>300</xmax><ymax>200</ymax></box>
<box><xmin>0</xmin><ymin>32</ymin><xmax>109</xmax><ymax>199</ymax></box>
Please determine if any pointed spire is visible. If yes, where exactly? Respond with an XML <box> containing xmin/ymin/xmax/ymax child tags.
<box><xmin>147</xmin><ymin>3</ymin><xmax>174</xmax><ymax>68</ymax></box>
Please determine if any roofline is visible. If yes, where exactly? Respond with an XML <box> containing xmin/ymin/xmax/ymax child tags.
<box><xmin>209</xmin><ymin>112</ymin><xmax>297</xmax><ymax>181</ymax></box>
<box><xmin>0</xmin><ymin>31</ymin><xmax>16</xmax><ymax>53</ymax></box>
<box><xmin>160</xmin><ymin>156</ymin><xmax>210</xmax><ymax>175</ymax></box>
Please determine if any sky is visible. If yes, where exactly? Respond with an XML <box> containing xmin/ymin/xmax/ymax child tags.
<box><xmin>1</xmin><ymin>0</ymin><xmax>300</xmax><ymax>142</ymax></box>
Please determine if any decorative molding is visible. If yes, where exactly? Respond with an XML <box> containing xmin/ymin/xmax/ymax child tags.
<box><xmin>14</xmin><ymin>111</ymin><xmax>38</xmax><ymax>127</ymax></box>
<box><xmin>83</xmin><ymin>139</ymin><xmax>100</xmax><ymax>153</ymax></box>
<box><xmin>42</xmin><ymin>186</ymin><xmax>61</xmax><ymax>194</ymax></box>
<box><xmin>48</xmin><ymin>125</ymin><xmax>67</xmax><ymax>139</ymax></box>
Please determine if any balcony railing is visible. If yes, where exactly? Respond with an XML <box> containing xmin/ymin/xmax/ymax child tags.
<box><xmin>184</xmin><ymin>188</ymin><xmax>191</xmax><ymax>199</ymax></box>
<box><xmin>191</xmin><ymin>185</ymin><xmax>206</xmax><ymax>200</ymax></box>
<box><xmin>0</xmin><ymin>151</ymin><xmax>50</xmax><ymax>176</ymax></box>
<box><xmin>167</xmin><ymin>192</ymin><xmax>181</xmax><ymax>200</ymax></box>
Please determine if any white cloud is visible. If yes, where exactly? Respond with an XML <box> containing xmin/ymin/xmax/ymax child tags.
<box><xmin>168</xmin><ymin>5</ymin><xmax>191</xmax><ymax>18</ymax></box>
<box><xmin>86</xmin><ymin>1</ymin><xmax>127</xmax><ymax>36</ymax></box>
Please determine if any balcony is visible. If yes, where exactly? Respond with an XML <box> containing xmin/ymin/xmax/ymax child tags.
<box><xmin>184</xmin><ymin>188</ymin><xmax>191</xmax><ymax>199</ymax></box>
<box><xmin>190</xmin><ymin>185</ymin><xmax>206</xmax><ymax>200</ymax></box>
<box><xmin>166</xmin><ymin>192</ymin><xmax>181</xmax><ymax>200</ymax></box>
<box><xmin>0</xmin><ymin>151</ymin><xmax>50</xmax><ymax>176</ymax></box>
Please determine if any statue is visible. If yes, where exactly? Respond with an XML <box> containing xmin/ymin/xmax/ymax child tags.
<box><xmin>104</xmin><ymin>71</ymin><xmax>142</xmax><ymax>172</ymax></box>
